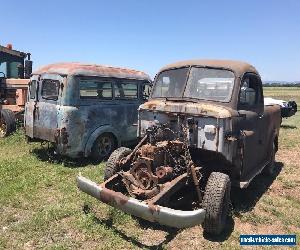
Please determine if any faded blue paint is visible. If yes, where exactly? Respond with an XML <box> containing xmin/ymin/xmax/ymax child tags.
<box><xmin>25</xmin><ymin>63</ymin><xmax>151</xmax><ymax>158</ymax></box>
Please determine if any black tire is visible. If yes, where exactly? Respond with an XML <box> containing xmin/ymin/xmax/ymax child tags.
<box><xmin>104</xmin><ymin>147</ymin><xmax>132</xmax><ymax>180</ymax></box>
<box><xmin>91</xmin><ymin>133</ymin><xmax>117</xmax><ymax>162</ymax></box>
<box><xmin>202</xmin><ymin>172</ymin><xmax>231</xmax><ymax>235</ymax></box>
<box><xmin>7</xmin><ymin>109</ymin><xmax>16</xmax><ymax>131</ymax></box>
<box><xmin>262</xmin><ymin>142</ymin><xmax>276</xmax><ymax>176</ymax></box>
<box><xmin>0</xmin><ymin>109</ymin><xmax>16</xmax><ymax>137</ymax></box>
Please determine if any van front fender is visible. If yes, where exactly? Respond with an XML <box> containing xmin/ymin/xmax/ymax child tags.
<box><xmin>84</xmin><ymin>125</ymin><xmax>121</xmax><ymax>157</ymax></box>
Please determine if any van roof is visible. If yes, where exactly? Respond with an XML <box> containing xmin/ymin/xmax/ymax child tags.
<box><xmin>159</xmin><ymin>59</ymin><xmax>259</xmax><ymax>77</ymax></box>
<box><xmin>33</xmin><ymin>62</ymin><xmax>151</xmax><ymax>81</ymax></box>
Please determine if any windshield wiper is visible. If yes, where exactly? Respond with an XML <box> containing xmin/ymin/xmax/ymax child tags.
<box><xmin>164</xmin><ymin>97</ymin><xmax>197</xmax><ymax>103</ymax></box>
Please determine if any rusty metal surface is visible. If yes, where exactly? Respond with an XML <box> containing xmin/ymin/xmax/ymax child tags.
<box><xmin>33</xmin><ymin>62</ymin><xmax>151</xmax><ymax>81</ymax></box>
<box><xmin>25</xmin><ymin>70</ymin><xmax>151</xmax><ymax>158</ymax></box>
<box><xmin>4</xmin><ymin>78</ymin><xmax>30</xmax><ymax>88</ymax></box>
<box><xmin>159</xmin><ymin>59</ymin><xmax>259</xmax><ymax>77</ymax></box>
<box><xmin>0</xmin><ymin>45</ymin><xmax>27</xmax><ymax>58</ymax></box>
<box><xmin>139</xmin><ymin>99</ymin><xmax>236</xmax><ymax>118</ymax></box>
<box><xmin>107</xmin><ymin>125</ymin><xmax>194</xmax><ymax>204</ymax></box>
<box><xmin>77</xmin><ymin>175</ymin><xmax>206</xmax><ymax>228</ymax></box>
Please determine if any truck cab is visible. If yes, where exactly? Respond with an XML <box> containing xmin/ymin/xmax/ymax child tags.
<box><xmin>77</xmin><ymin>60</ymin><xmax>282</xmax><ymax>236</ymax></box>
<box><xmin>138</xmin><ymin>60</ymin><xmax>281</xmax><ymax>186</ymax></box>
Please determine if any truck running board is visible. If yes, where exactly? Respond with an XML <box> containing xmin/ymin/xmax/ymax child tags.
<box><xmin>77</xmin><ymin>175</ymin><xmax>206</xmax><ymax>229</ymax></box>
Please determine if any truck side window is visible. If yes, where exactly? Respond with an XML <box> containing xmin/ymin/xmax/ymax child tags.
<box><xmin>238</xmin><ymin>74</ymin><xmax>262</xmax><ymax>109</ymax></box>
<box><xmin>29</xmin><ymin>80</ymin><xmax>37</xmax><ymax>99</ymax></box>
<box><xmin>41</xmin><ymin>79</ymin><xmax>60</xmax><ymax>101</ymax></box>
<box><xmin>114</xmin><ymin>81</ymin><xmax>138</xmax><ymax>99</ymax></box>
<box><xmin>80</xmin><ymin>80</ymin><xmax>113</xmax><ymax>99</ymax></box>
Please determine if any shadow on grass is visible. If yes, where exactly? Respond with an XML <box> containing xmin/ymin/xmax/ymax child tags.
<box><xmin>231</xmin><ymin>161</ymin><xmax>283</xmax><ymax>213</ymax></box>
<box><xmin>203</xmin><ymin>217</ymin><xmax>235</xmax><ymax>242</ymax></box>
<box><xmin>83</xmin><ymin>205</ymin><xmax>178</xmax><ymax>249</ymax></box>
<box><xmin>81</xmin><ymin>162</ymin><xmax>283</xmax><ymax>245</ymax></box>
<box><xmin>204</xmin><ymin>162</ymin><xmax>283</xmax><ymax>242</ymax></box>
<box><xmin>30</xmin><ymin>146</ymin><xmax>96</xmax><ymax>168</ymax></box>
<box><xmin>281</xmin><ymin>124</ymin><xmax>297</xmax><ymax>129</ymax></box>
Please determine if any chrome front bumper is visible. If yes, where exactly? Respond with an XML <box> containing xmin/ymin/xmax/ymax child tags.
<box><xmin>77</xmin><ymin>175</ymin><xmax>206</xmax><ymax>229</ymax></box>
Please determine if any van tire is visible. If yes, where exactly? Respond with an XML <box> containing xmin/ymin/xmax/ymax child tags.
<box><xmin>91</xmin><ymin>133</ymin><xmax>116</xmax><ymax>162</ymax></box>
<box><xmin>0</xmin><ymin>109</ymin><xmax>16</xmax><ymax>137</ymax></box>
<box><xmin>202</xmin><ymin>172</ymin><xmax>231</xmax><ymax>235</ymax></box>
<box><xmin>104</xmin><ymin>147</ymin><xmax>132</xmax><ymax>180</ymax></box>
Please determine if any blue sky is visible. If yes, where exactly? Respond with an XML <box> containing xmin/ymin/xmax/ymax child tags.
<box><xmin>1</xmin><ymin>0</ymin><xmax>299</xmax><ymax>81</ymax></box>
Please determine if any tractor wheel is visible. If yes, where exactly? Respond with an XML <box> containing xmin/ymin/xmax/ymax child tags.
<box><xmin>91</xmin><ymin>133</ymin><xmax>116</xmax><ymax>162</ymax></box>
<box><xmin>202</xmin><ymin>172</ymin><xmax>231</xmax><ymax>235</ymax></box>
<box><xmin>0</xmin><ymin>109</ymin><xmax>16</xmax><ymax>138</ymax></box>
<box><xmin>104</xmin><ymin>147</ymin><xmax>132</xmax><ymax>180</ymax></box>
<box><xmin>7</xmin><ymin>109</ymin><xmax>16</xmax><ymax>132</ymax></box>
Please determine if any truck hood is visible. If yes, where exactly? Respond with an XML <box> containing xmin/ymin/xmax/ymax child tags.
<box><xmin>139</xmin><ymin>100</ymin><xmax>236</xmax><ymax>118</ymax></box>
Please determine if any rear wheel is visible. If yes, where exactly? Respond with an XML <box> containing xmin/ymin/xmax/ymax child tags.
<box><xmin>0</xmin><ymin>109</ymin><xmax>16</xmax><ymax>138</ymax></box>
<box><xmin>262</xmin><ymin>142</ymin><xmax>276</xmax><ymax>176</ymax></box>
<box><xmin>202</xmin><ymin>172</ymin><xmax>231</xmax><ymax>235</ymax></box>
<box><xmin>104</xmin><ymin>147</ymin><xmax>132</xmax><ymax>180</ymax></box>
<box><xmin>91</xmin><ymin>133</ymin><xmax>116</xmax><ymax>162</ymax></box>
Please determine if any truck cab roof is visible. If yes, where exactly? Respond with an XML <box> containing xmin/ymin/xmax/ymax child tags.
<box><xmin>33</xmin><ymin>62</ymin><xmax>151</xmax><ymax>81</ymax></box>
<box><xmin>159</xmin><ymin>59</ymin><xmax>259</xmax><ymax>78</ymax></box>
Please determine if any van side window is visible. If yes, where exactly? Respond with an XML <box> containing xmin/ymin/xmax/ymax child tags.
<box><xmin>114</xmin><ymin>81</ymin><xmax>138</xmax><ymax>99</ymax></box>
<box><xmin>80</xmin><ymin>80</ymin><xmax>113</xmax><ymax>99</ymax></box>
<box><xmin>41</xmin><ymin>79</ymin><xmax>60</xmax><ymax>101</ymax></box>
<box><xmin>238</xmin><ymin>74</ymin><xmax>262</xmax><ymax>109</ymax></box>
<box><xmin>142</xmin><ymin>83</ymin><xmax>152</xmax><ymax>100</ymax></box>
<box><xmin>29</xmin><ymin>80</ymin><xmax>37</xmax><ymax>99</ymax></box>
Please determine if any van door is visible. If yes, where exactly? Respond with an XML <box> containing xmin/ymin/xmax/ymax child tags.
<box><xmin>25</xmin><ymin>77</ymin><xmax>39</xmax><ymax>138</ymax></box>
<box><xmin>237</xmin><ymin>74</ymin><xmax>264</xmax><ymax>180</ymax></box>
<box><xmin>114</xmin><ymin>80</ymin><xmax>149</xmax><ymax>143</ymax></box>
<box><xmin>32</xmin><ymin>74</ymin><xmax>64</xmax><ymax>142</ymax></box>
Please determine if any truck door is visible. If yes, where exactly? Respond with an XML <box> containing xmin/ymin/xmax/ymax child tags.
<box><xmin>32</xmin><ymin>74</ymin><xmax>64</xmax><ymax>142</ymax></box>
<box><xmin>237</xmin><ymin>73</ymin><xmax>264</xmax><ymax>180</ymax></box>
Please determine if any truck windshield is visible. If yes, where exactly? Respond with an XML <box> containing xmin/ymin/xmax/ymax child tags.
<box><xmin>152</xmin><ymin>67</ymin><xmax>189</xmax><ymax>98</ymax></box>
<box><xmin>152</xmin><ymin>67</ymin><xmax>235</xmax><ymax>102</ymax></box>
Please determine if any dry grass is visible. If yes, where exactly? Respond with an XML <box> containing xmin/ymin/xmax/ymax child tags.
<box><xmin>0</xmin><ymin>87</ymin><xmax>299</xmax><ymax>249</ymax></box>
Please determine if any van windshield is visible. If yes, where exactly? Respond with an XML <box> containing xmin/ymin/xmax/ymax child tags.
<box><xmin>152</xmin><ymin>67</ymin><xmax>235</xmax><ymax>102</ymax></box>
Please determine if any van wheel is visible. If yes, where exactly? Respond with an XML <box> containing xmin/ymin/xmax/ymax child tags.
<box><xmin>104</xmin><ymin>147</ymin><xmax>132</xmax><ymax>180</ymax></box>
<box><xmin>263</xmin><ymin>142</ymin><xmax>276</xmax><ymax>176</ymax></box>
<box><xmin>91</xmin><ymin>133</ymin><xmax>116</xmax><ymax>162</ymax></box>
<box><xmin>0</xmin><ymin>109</ymin><xmax>16</xmax><ymax>138</ymax></box>
<box><xmin>202</xmin><ymin>172</ymin><xmax>231</xmax><ymax>235</ymax></box>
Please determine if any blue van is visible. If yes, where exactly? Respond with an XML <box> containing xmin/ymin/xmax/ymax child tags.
<box><xmin>25</xmin><ymin>62</ymin><xmax>151</xmax><ymax>160</ymax></box>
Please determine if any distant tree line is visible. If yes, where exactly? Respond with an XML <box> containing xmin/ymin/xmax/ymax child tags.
<box><xmin>263</xmin><ymin>82</ymin><xmax>300</xmax><ymax>87</ymax></box>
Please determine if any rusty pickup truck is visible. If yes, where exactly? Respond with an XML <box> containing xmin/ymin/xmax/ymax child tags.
<box><xmin>24</xmin><ymin>63</ymin><xmax>151</xmax><ymax>160</ymax></box>
<box><xmin>77</xmin><ymin>60</ymin><xmax>281</xmax><ymax>235</ymax></box>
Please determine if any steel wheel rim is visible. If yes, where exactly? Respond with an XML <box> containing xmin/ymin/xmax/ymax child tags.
<box><xmin>98</xmin><ymin>135</ymin><xmax>113</xmax><ymax>157</ymax></box>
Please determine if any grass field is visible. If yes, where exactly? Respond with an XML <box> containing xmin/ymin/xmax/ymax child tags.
<box><xmin>0</xmin><ymin>87</ymin><xmax>299</xmax><ymax>249</ymax></box>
